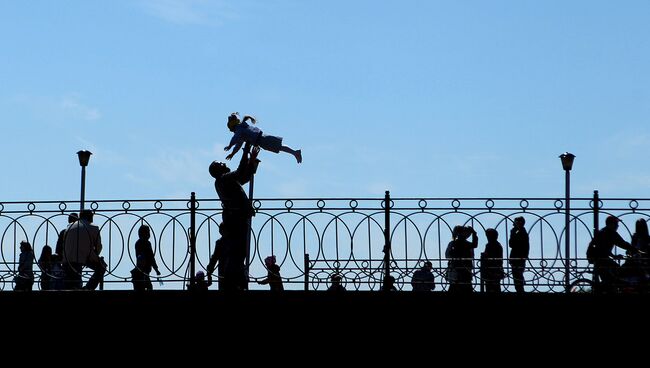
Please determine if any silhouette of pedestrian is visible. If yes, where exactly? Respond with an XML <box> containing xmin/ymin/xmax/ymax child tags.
<box><xmin>224</xmin><ymin>112</ymin><xmax>302</xmax><ymax>163</ymax></box>
<box><xmin>63</xmin><ymin>209</ymin><xmax>105</xmax><ymax>290</ymax></box>
<box><xmin>38</xmin><ymin>245</ymin><xmax>54</xmax><ymax>291</ymax></box>
<box><xmin>410</xmin><ymin>261</ymin><xmax>435</xmax><ymax>291</ymax></box>
<box><xmin>130</xmin><ymin>225</ymin><xmax>161</xmax><ymax>291</ymax></box>
<box><xmin>632</xmin><ymin>218</ymin><xmax>650</xmax><ymax>253</ymax></box>
<box><xmin>209</xmin><ymin>144</ymin><xmax>260</xmax><ymax>290</ymax></box>
<box><xmin>55</xmin><ymin>212</ymin><xmax>78</xmax><ymax>257</ymax></box>
<box><xmin>509</xmin><ymin>217</ymin><xmax>529</xmax><ymax>293</ymax></box>
<box><xmin>207</xmin><ymin>221</ymin><xmax>243</xmax><ymax>290</ymax></box>
<box><xmin>446</xmin><ymin>225</ymin><xmax>478</xmax><ymax>293</ymax></box>
<box><xmin>589</xmin><ymin>215</ymin><xmax>636</xmax><ymax>293</ymax></box>
<box><xmin>188</xmin><ymin>271</ymin><xmax>209</xmax><ymax>292</ymax></box>
<box><xmin>480</xmin><ymin>228</ymin><xmax>504</xmax><ymax>293</ymax></box>
<box><xmin>15</xmin><ymin>241</ymin><xmax>34</xmax><ymax>291</ymax></box>
<box><xmin>382</xmin><ymin>275</ymin><xmax>397</xmax><ymax>291</ymax></box>
<box><xmin>258</xmin><ymin>255</ymin><xmax>284</xmax><ymax>291</ymax></box>
<box><xmin>328</xmin><ymin>274</ymin><xmax>346</xmax><ymax>292</ymax></box>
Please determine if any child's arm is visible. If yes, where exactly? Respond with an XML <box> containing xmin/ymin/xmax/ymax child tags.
<box><xmin>225</xmin><ymin>142</ymin><xmax>243</xmax><ymax>160</ymax></box>
<box><xmin>224</xmin><ymin>132</ymin><xmax>244</xmax><ymax>160</ymax></box>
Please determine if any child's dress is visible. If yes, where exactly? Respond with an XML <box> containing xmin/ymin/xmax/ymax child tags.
<box><xmin>228</xmin><ymin>122</ymin><xmax>283</xmax><ymax>154</ymax></box>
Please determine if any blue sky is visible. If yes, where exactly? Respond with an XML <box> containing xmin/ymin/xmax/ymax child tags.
<box><xmin>1</xmin><ymin>0</ymin><xmax>649</xmax><ymax>202</ymax></box>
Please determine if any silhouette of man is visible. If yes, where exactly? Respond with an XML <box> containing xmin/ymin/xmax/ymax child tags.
<box><xmin>509</xmin><ymin>217</ymin><xmax>529</xmax><ymax>293</ymax></box>
<box><xmin>446</xmin><ymin>225</ymin><xmax>478</xmax><ymax>293</ymax></box>
<box><xmin>481</xmin><ymin>228</ymin><xmax>504</xmax><ymax>293</ymax></box>
<box><xmin>63</xmin><ymin>209</ymin><xmax>105</xmax><ymax>290</ymax></box>
<box><xmin>410</xmin><ymin>261</ymin><xmax>435</xmax><ymax>291</ymax></box>
<box><xmin>209</xmin><ymin>143</ymin><xmax>260</xmax><ymax>290</ymax></box>
<box><xmin>590</xmin><ymin>215</ymin><xmax>636</xmax><ymax>292</ymax></box>
<box><xmin>55</xmin><ymin>212</ymin><xmax>78</xmax><ymax>257</ymax></box>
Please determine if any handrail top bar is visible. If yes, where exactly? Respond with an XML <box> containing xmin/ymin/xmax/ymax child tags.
<box><xmin>2</xmin><ymin>197</ymin><xmax>650</xmax><ymax>204</ymax></box>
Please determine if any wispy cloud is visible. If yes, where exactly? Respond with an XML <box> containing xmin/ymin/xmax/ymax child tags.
<box><xmin>8</xmin><ymin>93</ymin><xmax>101</xmax><ymax>123</ymax></box>
<box><xmin>61</xmin><ymin>96</ymin><xmax>101</xmax><ymax>121</ymax></box>
<box><xmin>148</xmin><ymin>145</ymin><xmax>222</xmax><ymax>187</ymax></box>
<box><xmin>139</xmin><ymin>0</ymin><xmax>236</xmax><ymax>26</ymax></box>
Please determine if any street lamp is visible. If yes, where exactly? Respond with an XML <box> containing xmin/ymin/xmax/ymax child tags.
<box><xmin>77</xmin><ymin>150</ymin><xmax>92</xmax><ymax>212</ymax></box>
<box><xmin>559</xmin><ymin>152</ymin><xmax>575</xmax><ymax>292</ymax></box>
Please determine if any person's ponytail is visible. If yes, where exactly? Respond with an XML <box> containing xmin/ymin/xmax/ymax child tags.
<box><xmin>243</xmin><ymin>114</ymin><xmax>257</xmax><ymax>124</ymax></box>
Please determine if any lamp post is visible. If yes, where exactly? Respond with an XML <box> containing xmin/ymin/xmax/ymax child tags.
<box><xmin>559</xmin><ymin>152</ymin><xmax>575</xmax><ymax>293</ymax></box>
<box><xmin>77</xmin><ymin>150</ymin><xmax>92</xmax><ymax>212</ymax></box>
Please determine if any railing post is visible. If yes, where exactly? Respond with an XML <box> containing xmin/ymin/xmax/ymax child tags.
<box><xmin>382</xmin><ymin>191</ymin><xmax>392</xmax><ymax>291</ymax></box>
<box><xmin>564</xmin><ymin>170</ymin><xmax>571</xmax><ymax>293</ymax></box>
<box><xmin>189</xmin><ymin>192</ymin><xmax>196</xmax><ymax>289</ymax></box>
<box><xmin>592</xmin><ymin>190</ymin><xmax>600</xmax><ymax>287</ymax></box>
<box><xmin>80</xmin><ymin>165</ymin><xmax>86</xmax><ymax>212</ymax></box>
<box><xmin>593</xmin><ymin>190</ymin><xmax>599</xmax><ymax>237</ymax></box>
<box><xmin>246</xmin><ymin>155</ymin><xmax>260</xmax><ymax>290</ymax></box>
<box><xmin>304</xmin><ymin>253</ymin><xmax>310</xmax><ymax>291</ymax></box>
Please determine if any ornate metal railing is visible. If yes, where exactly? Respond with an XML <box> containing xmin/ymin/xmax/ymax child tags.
<box><xmin>1</xmin><ymin>192</ymin><xmax>648</xmax><ymax>292</ymax></box>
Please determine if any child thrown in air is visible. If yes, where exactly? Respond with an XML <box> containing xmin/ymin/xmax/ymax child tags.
<box><xmin>224</xmin><ymin>112</ymin><xmax>302</xmax><ymax>163</ymax></box>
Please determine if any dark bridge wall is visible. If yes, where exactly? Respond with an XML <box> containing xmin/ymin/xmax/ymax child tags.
<box><xmin>4</xmin><ymin>291</ymin><xmax>648</xmax><ymax>335</ymax></box>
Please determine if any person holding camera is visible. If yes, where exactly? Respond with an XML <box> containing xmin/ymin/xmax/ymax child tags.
<box><xmin>445</xmin><ymin>225</ymin><xmax>478</xmax><ymax>293</ymax></box>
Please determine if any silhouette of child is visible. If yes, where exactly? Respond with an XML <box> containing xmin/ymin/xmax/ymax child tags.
<box><xmin>38</xmin><ymin>245</ymin><xmax>53</xmax><ymax>290</ymax></box>
<box><xmin>224</xmin><ymin>112</ymin><xmax>302</xmax><ymax>163</ymax></box>
<box><xmin>383</xmin><ymin>275</ymin><xmax>397</xmax><ymax>291</ymax></box>
<box><xmin>188</xmin><ymin>271</ymin><xmax>209</xmax><ymax>291</ymax></box>
<box><xmin>328</xmin><ymin>274</ymin><xmax>346</xmax><ymax>292</ymax></box>
<box><xmin>130</xmin><ymin>225</ymin><xmax>161</xmax><ymax>291</ymax></box>
<box><xmin>257</xmin><ymin>255</ymin><xmax>284</xmax><ymax>291</ymax></box>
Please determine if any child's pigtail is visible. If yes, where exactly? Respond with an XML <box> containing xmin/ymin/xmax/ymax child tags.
<box><xmin>243</xmin><ymin>115</ymin><xmax>257</xmax><ymax>124</ymax></box>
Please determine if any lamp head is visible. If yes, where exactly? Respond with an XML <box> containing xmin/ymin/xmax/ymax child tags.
<box><xmin>559</xmin><ymin>152</ymin><xmax>575</xmax><ymax>171</ymax></box>
<box><xmin>77</xmin><ymin>150</ymin><xmax>92</xmax><ymax>167</ymax></box>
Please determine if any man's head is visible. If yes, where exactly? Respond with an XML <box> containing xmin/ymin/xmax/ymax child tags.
<box><xmin>68</xmin><ymin>212</ymin><xmax>79</xmax><ymax>224</ymax></box>
<box><xmin>485</xmin><ymin>228</ymin><xmax>499</xmax><ymax>242</ymax></box>
<box><xmin>80</xmin><ymin>209</ymin><xmax>93</xmax><ymax>223</ymax></box>
<box><xmin>514</xmin><ymin>216</ymin><xmax>525</xmax><ymax>228</ymax></box>
<box><xmin>453</xmin><ymin>225</ymin><xmax>471</xmax><ymax>240</ymax></box>
<box><xmin>606</xmin><ymin>215</ymin><xmax>619</xmax><ymax>230</ymax></box>
<box><xmin>423</xmin><ymin>261</ymin><xmax>432</xmax><ymax>271</ymax></box>
<box><xmin>209</xmin><ymin>161</ymin><xmax>230</xmax><ymax>178</ymax></box>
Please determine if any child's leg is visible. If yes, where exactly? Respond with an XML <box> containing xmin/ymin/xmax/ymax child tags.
<box><xmin>279</xmin><ymin>146</ymin><xmax>302</xmax><ymax>163</ymax></box>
